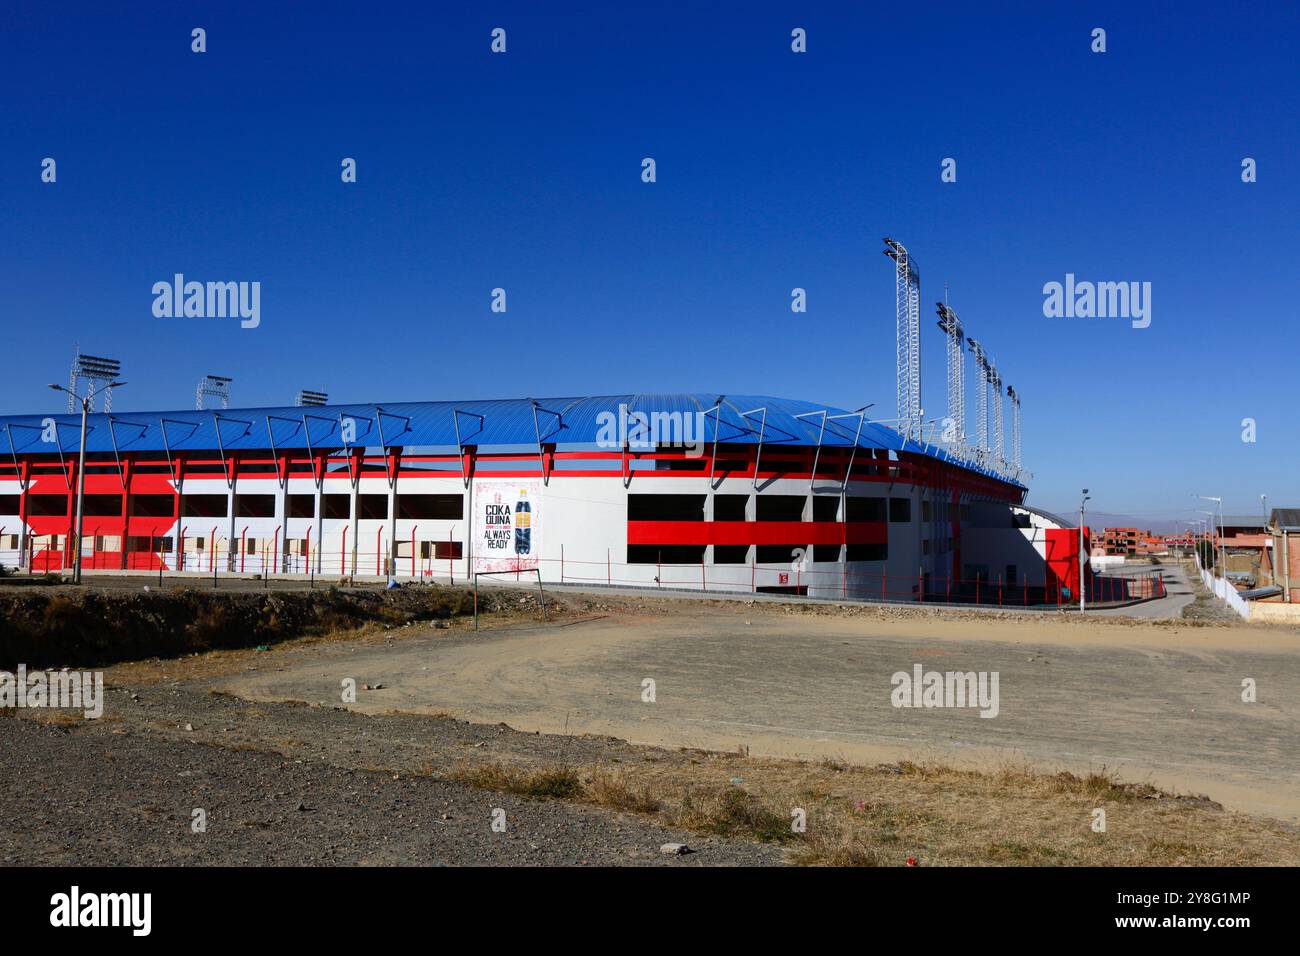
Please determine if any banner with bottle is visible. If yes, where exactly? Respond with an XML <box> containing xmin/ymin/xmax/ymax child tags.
<box><xmin>471</xmin><ymin>479</ymin><xmax>541</xmax><ymax>572</ymax></box>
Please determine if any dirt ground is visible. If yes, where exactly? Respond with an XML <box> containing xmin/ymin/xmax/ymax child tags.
<box><xmin>219</xmin><ymin>598</ymin><xmax>1300</xmax><ymax>824</ymax></box>
<box><xmin>4</xmin><ymin>588</ymin><xmax>1297</xmax><ymax>865</ymax></box>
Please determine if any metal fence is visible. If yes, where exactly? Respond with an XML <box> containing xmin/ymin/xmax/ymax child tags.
<box><xmin>1</xmin><ymin>535</ymin><xmax>1166</xmax><ymax>610</ymax></box>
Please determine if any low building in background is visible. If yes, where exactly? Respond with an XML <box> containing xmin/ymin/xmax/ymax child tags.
<box><xmin>1265</xmin><ymin>509</ymin><xmax>1300</xmax><ymax>603</ymax></box>
<box><xmin>1215</xmin><ymin>515</ymin><xmax>1272</xmax><ymax>587</ymax></box>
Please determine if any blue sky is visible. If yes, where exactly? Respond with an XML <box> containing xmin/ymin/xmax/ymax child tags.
<box><xmin>2</xmin><ymin>0</ymin><xmax>1296</xmax><ymax>524</ymax></box>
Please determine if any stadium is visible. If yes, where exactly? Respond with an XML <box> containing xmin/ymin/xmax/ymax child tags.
<box><xmin>0</xmin><ymin>391</ymin><xmax>1103</xmax><ymax>604</ymax></box>
<box><xmin>0</xmin><ymin>240</ymin><xmax>1146</xmax><ymax>604</ymax></box>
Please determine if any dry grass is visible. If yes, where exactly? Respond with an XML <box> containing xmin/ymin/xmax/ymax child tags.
<box><xmin>447</xmin><ymin>762</ymin><xmax>582</xmax><ymax>800</ymax></box>
<box><xmin>0</xmin><ymin>707</ymin><xmax>86</xmax><ymax>727</ymax></box>
<box><xmin>440</xmin><ymin>753</ymin><xmax>1300</xmax><ymax>866</ymax></box>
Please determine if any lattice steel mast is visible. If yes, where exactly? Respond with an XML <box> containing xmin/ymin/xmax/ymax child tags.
<box><xmin>883</xmin><ymin>238</ymin><xmax>921</xmax><ymax>440</ymax></box>
<box><xmin>966</xmin><ymin>337</ymin><xmax>990</xmax><ymax>466</ymax></box>
<box><xmin>988</xmin><ymin>362</ymin><xmax>1004</xmax><ymax>468</ymax></box>
<box><xmin>935</xmin><ymin>299</ymin><xmax>965</xmax><ymax>454</ymax></box>
<box><xmin>1007</xmin><ymin>385</ymin><xmax>1022</xmax><ymax>472</ymax></box>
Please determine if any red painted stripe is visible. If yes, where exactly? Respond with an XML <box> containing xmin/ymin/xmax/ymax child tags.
<box><xmin>627</xmin><ymin>520</ymin><xmax>887</xmax><ymax>546</ymax></box>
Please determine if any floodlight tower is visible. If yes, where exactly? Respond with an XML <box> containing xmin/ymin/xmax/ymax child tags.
<box><xmin>935</xmin><ymin>300</ymin><xmax>965</xmax><ymax>454</ymax></box>
<box><xmin>1006</xmin><ymin>385</ymin><xmax>1022</xmax><ymax>472</ymax></box>
<box><xmin>196</xmin><ymin>375</ymin><xmax>232</xmax><ymax>410</ymax></box>
<box><xmin>966</xmin><ymin>337</ymin><xmax>991</xmax><ymax>466</ymax></box>
<box><xmin>296</xmin><ymin>389</ymin><xmax>329</xmax><ymax>407</ymax></box>
<box><xmin>67</xmin><ymin>351</ymin><xmax>122</xmax><ymax>413</ymax></box>
<box><xmin>989</xmin><ymin>363</ymin><xmax>1005</xmax><ymax>470</ymax></box>
<box><xmin>883</xmin><ymin>238</ymin><xmax>921</xmax><ymax>441</ymax></box>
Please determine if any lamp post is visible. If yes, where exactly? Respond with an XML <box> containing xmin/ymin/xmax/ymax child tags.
<box><xmin>1079</xmin><ymin>488</ymin><xmax>1091</xmax><ymax>612</ymax></box>
<box><xmin>1196</xmin><ymin>508</ymin><xmax>1219</xmax><ymax>577</ymax></box>
<box><xmin>1195</xmin><ymin>495</ymin><xmax>1224</xmax><ymax>578</ymax></box>
<box><xmin>48</xmin><ymin>380</ymin><xmax>125</xmax><ymax>584</ymax></box>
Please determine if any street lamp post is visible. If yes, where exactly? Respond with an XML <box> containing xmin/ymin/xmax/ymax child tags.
<box><xmin>1079</xmin><ymin>488</ymin><xmax>1091</xmax><ymax>612</ymax></box>
<box><xmin>1194</xmin><ymin>495</ymin><xmax>1225</xmax><ymax>579</ymax></box>
<box><xmin>49</xmin><ymin>380</ymin><xmax>125</xmax><ymax>584</ymax></box>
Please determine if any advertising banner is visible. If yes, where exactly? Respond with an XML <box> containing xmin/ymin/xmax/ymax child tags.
<box><xmin>472</xmin><ymin>480</ymin><xmax>540</xmax><ymax>573</ymax></box>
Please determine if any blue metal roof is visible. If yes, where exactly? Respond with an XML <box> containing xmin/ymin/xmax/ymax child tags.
<box><xmin>0</xmin><ymin>393</ymin><xmax>1023</xmax><ymax>488</ymax></box>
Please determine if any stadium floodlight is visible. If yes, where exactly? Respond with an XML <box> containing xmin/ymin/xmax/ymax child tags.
<box><xmin>196</xmin><ymin>375</ymin><xmax>233</xmax><ymax>410</ymax></box>
<box><xmin>68</xmin><ymin>350</ymin><xmax>123</xmax><ymax>413</ymax></box>
<box><xmin>296</xmin><ymin>389</ymin><xmax>329</xmax><ymax>407</ymax></box>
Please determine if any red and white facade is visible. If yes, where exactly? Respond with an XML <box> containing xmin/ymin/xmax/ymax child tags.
<box><xmin>0</xmin><ymin>417</ymin><xmax>1102</xmax><ymax>604</ymax></box>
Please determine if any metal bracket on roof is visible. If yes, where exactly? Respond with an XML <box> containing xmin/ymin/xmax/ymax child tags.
<box><xmin>794</xmin><ymin>409</ymin><xmax>829</xmax><ymax>492</ymax></box>
<box><xmin>452</xmin><ymin>410</ymin><xmax>485</xmax><ymax>489</ymax></box>
<box><xmin>212</xmin><ymin>413</ymin><xmax>252</xmax><ymax>489</ymax></box>
<box><xmin>3</xmin><ymin>423</ymin><xmax>43</xmax><ymax>491</ymax></box>
<box><xmin>528</xmin><ymin>400</ymin><xmax>564</xmax><ymax>486</ymax></box>
<box><xmin>374</xmin><ymin>407</ymin><xmax>412</xmax><ymax>448</ymax></box>
<box><xmin>828</xmin><ymin>407</ymin><xmax>870</xmax><ymax>493</ymax></box>
<box><xmin>529</xmin><ymin>399</ymin><xmax>578</xmax><ymax>484</ymax></box>
<box><xmin>698</xmin><ymin>403</ymin><xmax>723</xmax><ymax>488</ymax></box>
<box><xmin>106</xmin><ymin>417</ymin><xmax>150</xmax><ymax>488</ymax></box>
<box><xmin>619</xmin><ymin>395</ymin><xmax>646</xmax><ymax>489</ymax></box>
<box><xmin>302</xmin><ymin>414</ymin><xmax>338</xmax><ymax>490</ymax></box>
<box><xmin>157</xmin><ymin>417</ymin><xmax>197</xmax><ymax>485</ymax></box>
<box><xmin>372</xmin><ymin>408</ymin><xmax>402</xmax><ymax>489</ymax></box>
<box><xmin>737</xmin><ymin>406</ymin><xmax>768</xmax><ymax>490</ymax></box>
<box><xmin>50</xmin><ymin>422</ymin><xmax>74</xmax><ymax>490</ymax></box>
<box><xmin>336</xmin><ymin>412</ymin><xmax>369</xmax><ymax>488</ymax></box>
<box><xmin>264</xmin><ymin>415</ymin><xmax>304</xmax><ymax>489</ymax></box>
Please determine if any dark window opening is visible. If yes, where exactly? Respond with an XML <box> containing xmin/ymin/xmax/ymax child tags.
<box><xmin>84</xmin><ymin>494</ymin><xmax>124</xmax><ymax>517</ymax></box>
<box><xmin>0</xmin><ymin>495</ymin><xmax>19</xmax><ymax>514</ymax></box>
<box><xmin>182</xmin><ymin>495</ymin><xmax>227</xmax><ymax>518</ymax></box>
<box><xmin>358</xmin><ymin>494</ymin><xmax>388</xmax><ymax>520</ymax></box>
<box><xmin>627</xmin><ymin>545</ymin><xmax>707</xmax><ymax>565</ymax></box>
<box><xmin>756</xmin><ymin>495</ymin><xmax>805</xmax><ymax>522</ymax></box>
<box><xmin>628</xmin><ymin>494</ymin><xmax>706</xmax><ymax>522</ymax></box>
<box><xmin>713</xmin><ymin>545</ymin><xmax>749</xmax><ymax>564</ymax></box>
<box><xmin>813</xmin><ymin>544</ymin><xmax>841</xmax><ymax>562</ymax></box>
<box><xmin>713</xmin><ymin>495</ymin><xmax>748</xmax><ymax>521</ymax></box>
<box><xmin>288</xmin><ymin>494</ymin><xmax>315</xmax><ymax>518</ymax></box>
<box><xmin>235</xmin><ymin>495</ymin><xmax>276</xmax><ymax>518</ymax></box>
<box><xmin>131</xmin><ymin>494</ymin><xmax>174</xmax><ymax>517</ymax></box>
<box><xmin>397</xmin><ymin>494</ymin><xmax>463</xmax><ymax>520</ymax></box>
<box><xmin>846</xmin><ymin>543</ymin><xmax>888</xmax><ymax>562</ymax></box>
<box><xmin>27</xmin><ymin>495</ymin><xmax>67</xmax><ymax>517</ymax></box>
<box><xmin>813</xmin><ymin>497</ymin><xmax>839</xmax><ymax>522</ymax></box>
<box><xmin>653</xmin><ymin>458</ymin><xmax>707</xmax><ymax>471</ymax></box>
<box><xmin>756</xmin><ymin>544</ymin><xmax>806</xmax><ymax>564</ymax></box>
<box><xmin>322</xmin><ymin>494</ymin><xmax>350</xmax><ymax>519</ymax></box>
<box><xmin>846</xmin><ymin>497</ymin><xmax>886</xmax><ymax>523</ymax></box>
<box><xmin>889</xmin><ymin>497</ymin><xmax>911</xmax><ymax>523</ymax></box>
